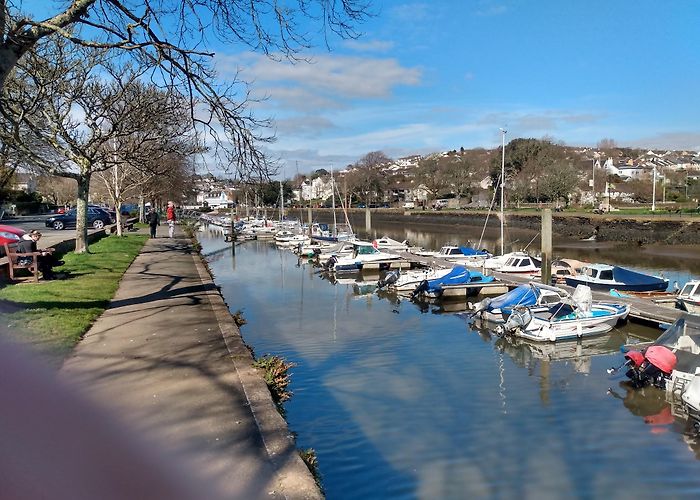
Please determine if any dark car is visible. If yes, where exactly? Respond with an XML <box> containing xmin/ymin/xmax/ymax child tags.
<box><xmin>45</xmin><ymin>207</ymin><xmax>114</xmax><ymax>230</ymax></box>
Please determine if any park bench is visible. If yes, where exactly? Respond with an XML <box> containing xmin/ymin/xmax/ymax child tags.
<box><xmin>2</xmin><ymin>242</ymin><xmax>41</xmax><ymax>282</ymax></box>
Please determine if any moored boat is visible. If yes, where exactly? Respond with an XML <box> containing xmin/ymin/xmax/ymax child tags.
<box><xmin>676</xmin><ymin>280</ymin><xmax>700</xmax><ymax>314</ymax></box>
<box><xmin>499</xmin><ymin>285</ymin><xmax>630</xmax><ymax>342</ymax></box>
<box><xmin>564</xmin><ymin>263</ymin><xmax>669</xmax><ymax>292</ymax></box>
<box><xmin>469</xmin><ymin>282</ymin><xmax>570</xmax><ymax>324</ymax></box>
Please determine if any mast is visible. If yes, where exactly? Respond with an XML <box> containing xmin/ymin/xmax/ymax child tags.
<box><xmin>499</xmin><ymin>128</ymin><xmax>507</xmax><ymax>256</ymax></box>
<box><xmin>279</xmin><ymin>180</ymin><xmax>284</xmax><ymax>222</ymax></box>
<box><xmin>330</xmin><ymin>164</ymin><xmax>337</xmax><ymax>236</ymax></box>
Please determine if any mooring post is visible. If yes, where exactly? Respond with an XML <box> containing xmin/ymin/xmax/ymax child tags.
<box><xmin>365</xmin><ymin>206</ymin><xmax>371</xmax><ymax>231</ymax></box>
<box><xmin>541</xmin><ymin>208</ymin><xmax>552</xmax><ymax>285</ymax></box>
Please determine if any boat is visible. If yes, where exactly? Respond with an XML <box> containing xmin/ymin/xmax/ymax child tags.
<box><xmin>499</xmin><ymin>285</ymin><xmax>630</xmax><ymax>342</ymax></box>
<box><xmin>495</xmin><ymin>252</ymin><xmax>540</xmax><ymax>275</ymax></box>
<box><xmin>564</xmin><ymin>263</ymin><xmax>669</xmax><ymax>292</ymax></box>
<box><xmin>615</xmin><ymin>314</ymin><xmax>700</xmax><ymax>423</ymax></box>
<box><xmin>379</xmin><ymin>267</ymin><xmax>453</xmax><ymax>293</ymax></box>
<box><xmin>676</xmin><ymin>280</ymin><xmax>700</xmax><ymax>314</ymax></box>
<box><xmin>413</xmin><ymin>245</ymin><xmax>491</xmax><ymax>265</ymax></box>
<box><xmin>411</xmin><ymin>265</ymin><xmax>496</xmax><ymax>299</ymax></box>
<box><xmin>316</xmin><ymin>241</ymin><xmax>357</xmax><ymax>261</ymax></box>
<box><xmin>326</xmin><ymin>241</ymin><xmax>404</xmax><ymax>273</ymax></box>
<box><xmin>468</xmin><ymin>282</ymin><xmax>571</xmax><ymax>324</ymax></box>
<box><xmin>372</xmin><ymin>236</ymin><xmax>411</xmax><ymax>252</ymax></box>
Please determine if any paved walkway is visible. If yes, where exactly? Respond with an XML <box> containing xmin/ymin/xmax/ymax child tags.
<box><xmin>60</xmin><ymin>229</ymin><xmax>321</xmax><ymax>499</ymax></box>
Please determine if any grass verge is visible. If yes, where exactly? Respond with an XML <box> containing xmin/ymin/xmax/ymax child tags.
<box><xmin>0</xmin><ymin>234</ymin><xmax>148</xmax><ymax>365</ymax></box>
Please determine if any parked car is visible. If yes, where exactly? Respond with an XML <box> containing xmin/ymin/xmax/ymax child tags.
<box><xmin>402</xmin><ymin>201</ymin><xmax>415</xmax><ymax>209</ymax></box>
<box><xmin>432</xmin><ymin>199</ymin><xmax>450</xmax><ymax>210</ymax></box>
<box><xmin>45</xmin><ymin>207</ymin><xmax>114</xmax><ymax>230</ymax></box>
<box><xmin>0</xmin><ymin>224</ymin><xmax>25</xmax><ymax>246</ymax></box>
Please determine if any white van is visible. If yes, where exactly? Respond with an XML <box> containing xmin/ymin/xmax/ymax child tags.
<box><xmin>402</xmin><ymin>201</ymin><xmax>415</xmax><ymax>209</ymax></box>
<box><xmin>433</xmin><ymin>199</ymin><xmax>449</xmax><ymax>209</ymax></box>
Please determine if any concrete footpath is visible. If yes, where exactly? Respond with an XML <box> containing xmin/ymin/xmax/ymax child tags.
<box><xmin>60</xmin><ymin>229</ymin><xmax>322</xmax><ymax>499</ymax></box>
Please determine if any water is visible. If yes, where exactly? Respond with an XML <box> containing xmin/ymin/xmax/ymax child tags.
<box><xmin>199</xmin><ymin>225</ymin><xmax>700</xmax><ymax>499</ymax></box>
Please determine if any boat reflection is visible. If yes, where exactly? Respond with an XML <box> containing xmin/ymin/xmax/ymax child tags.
<box><xmin>494</xmin><ymin>332</ymin><xmax>628</xmax><ymax>373</ymax></box>
<box><xmin>608</xmin><ymin>383</ymin><xmax>700</xmax><ymax>458</ymax></box>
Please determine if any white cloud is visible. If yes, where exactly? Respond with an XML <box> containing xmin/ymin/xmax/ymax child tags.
<box><xmin>343</xmin><ymin>39</ymin><xmax>395</xmax><ymax>53</ymax></box>
<box><xmin>627</xmin><ymin>132</ymin><xmax>700</xmax><ymax>151</ymax></box>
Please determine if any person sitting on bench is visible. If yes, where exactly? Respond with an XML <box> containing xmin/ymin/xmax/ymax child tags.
<box><xmin>17</xmin><ymin>230</ymin><xmax>63</xmax><ymax>280</ymax></box>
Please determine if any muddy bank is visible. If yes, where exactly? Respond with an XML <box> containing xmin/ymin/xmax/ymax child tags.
<box><xmin>334</xmin><ymin>209</ymin><xmax>700</xmax><ymax>245</ymax></box>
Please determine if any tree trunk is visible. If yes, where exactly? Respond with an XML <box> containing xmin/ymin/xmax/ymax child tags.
<box><xmin>75</xmin><ymin>171</ymin><xmax>91</xmax><ymax>253</ymax></box>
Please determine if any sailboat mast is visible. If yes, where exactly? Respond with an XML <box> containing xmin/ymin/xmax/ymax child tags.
<box><xmin>279</xmin><ymin>180</ymin><xmax>284</xmax><ymax>222</ymax></box>
<box><xmin>330</xmin><ymin>164</ymin><xmax>337</xmax><ymax>236</ymax></box>
<box><xmin>499</xmin><ymin>128</ymin><xmax>507</xmax><ymax>256</ymax></box>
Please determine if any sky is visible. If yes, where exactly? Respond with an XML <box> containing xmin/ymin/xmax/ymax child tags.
<box><xmin>26</xmin><ymin>1</ymin><xmax>700</xmax><ymax>177</ymax></box>
<box><xmin>211</xmin><ymin>0</ymin><xmax>700</xmax><ymax>176</ymax></box>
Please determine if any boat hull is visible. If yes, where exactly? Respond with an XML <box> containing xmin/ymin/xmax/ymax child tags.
<box><xmin>564</xmin><ymin>276</ymin><xmax>668</xmax><ymax>292</ymax></box>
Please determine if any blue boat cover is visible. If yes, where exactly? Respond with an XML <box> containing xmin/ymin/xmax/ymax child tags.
<box><xmin>612</xmin><ymin>266</ymin><xmax>667</xmax><ymax>287</ymax></box>
<box><xmin>458</xmin><ymin>246</ymin><xmax>490</xmax><ymax>256</ymax></box>
<box><xmin>426</xmin><ymin>266</ymin><xmax>494</xmax><ymax>292</ymax></box>
<box><xmin>488</xmin><ymin>284</ymin><xmax>540</xmax><ymax>312</ymax></box>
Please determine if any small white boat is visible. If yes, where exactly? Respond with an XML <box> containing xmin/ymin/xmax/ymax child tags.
<box><xmin>469</xmin><ymin>282</ymin><xmax>570</xmax><ymax>324</ymax></box>
<box><xmin>496</xmin><ymin>252</ymin><xmax>540</xmax><ymax>275</ymax></box>
<box><xmin>316</xmin><ymin>241</ymin><xmax>357</xmax><ymax>261</ymax></box>
<box><xmin>413</xmin><ymin>245</ymin><xmax>491</xmax><ymax>266</ymax></box>
<box><xmin>327</xmin><ymin>241</ymin><xmax>403</xmax><ymax>273</ymax></box>
<box><xmin>372</xmin><ymin>236</ymin><xmax>410</xmax><ymax>252</ymax></box>
<box><xmin>499</xmin><ymin>285</ymin><xmax>630</xmax><ymax>342</ymax></box>
<box><xmin>382</xmin><ymin>267</ymin><xmax>453</xmax><ymax>293</ymax></box>
<box><xmin>676</xmin><ymin>280</ymin><xmax>700</xmax><ymax>314</ymax></box>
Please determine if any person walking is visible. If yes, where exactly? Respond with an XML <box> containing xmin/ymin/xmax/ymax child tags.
<box><xmin>166</xmin><ymin>201</ymin><xmax>176</xmax><ymax>238</ymax></box>
<box><xmin>148</xmin><ymin>207</ymin><xmax>160</xmax><ymax>238</ymax></box>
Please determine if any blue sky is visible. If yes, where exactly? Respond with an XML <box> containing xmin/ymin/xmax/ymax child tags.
<box><xmin>213</xmin><ymin>0</ymin><xmax>700</xmax><ymax>175</ymax></box>
<box><xmin>27</xmin><ymin>1</ymin><xmax>700</xmax><ymax>176</ymax></box>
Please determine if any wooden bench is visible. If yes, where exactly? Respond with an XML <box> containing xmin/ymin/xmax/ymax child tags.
<box><xmin>2</xmin><ymin>242</ymin><xmax>41</xmax><ymax>282</ymax></box>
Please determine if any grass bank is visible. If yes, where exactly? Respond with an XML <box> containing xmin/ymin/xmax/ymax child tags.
<box><xmin>0</xmin><ymin>234</ymin><xmax>147</xmax><ymax>365</ymax></box>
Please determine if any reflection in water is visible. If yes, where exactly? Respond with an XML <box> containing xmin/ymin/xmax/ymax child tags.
<box><xmin>199</xmin><ymin>227</ymin><xmax>700</xmax><ymax>499</ymax></box>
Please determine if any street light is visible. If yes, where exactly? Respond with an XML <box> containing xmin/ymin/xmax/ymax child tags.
<box><xmin>499</xmin><ymin>127</ymin><xmax>507</xmax><ymax>256</ymax></box>
<box><xmin>652</xmin><ymin>166</ymin><xmax>657</xmax><ymax>212</ymax></box>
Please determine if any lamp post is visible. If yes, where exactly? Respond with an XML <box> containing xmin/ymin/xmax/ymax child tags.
<box><xmin>591</xmin><ymin>159</ymin><xmax>596</xmax><ymax>206</ymax></box>
<box><xmin>652</xmin><ymin>166</ymin><xmax>657</xmax><ymax>212</ymax></box>
<box><xmin>499</xmin><ymin>128</ymin><xmax>507</xmax><ymax>256</ymax></box>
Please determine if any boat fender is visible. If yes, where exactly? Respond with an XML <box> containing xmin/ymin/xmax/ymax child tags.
<box><xmin>372</xmin><ymin>239</ymin><xmax>378</xmax><ymax>249</ymax></box>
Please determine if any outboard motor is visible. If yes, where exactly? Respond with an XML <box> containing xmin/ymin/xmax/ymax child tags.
<box><xmin>499</xmin><ymin>306</ymin><xmax>532</xmax><ymax>336</ymax></box>
<box><xmin>325</xmin><ymin>255</ymin><xmax>338</xmax><ymax>269</ymax></box>
<box><xmin>625</xmin><ymin>346</ymin><xmax>677</xmax><ymax>389</ymax></box>
<box><xmin>377</xmin><ymin>270</ymin><xmax>400</xmax><ymax>289</ymax></box>
<box><xmin>411</xmin><ymin>279</ymin><xmax>429</xmax><ymax>299</ymax></box>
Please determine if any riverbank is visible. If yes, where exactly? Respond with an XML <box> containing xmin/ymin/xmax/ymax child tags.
<box><xmin>2</xmin><ymin>229</ymin><xmax>321</xmax><ymax>499</ymax></box>
<box><xmin>310</xmin><ymin>208</ymin><xmax>700</xmax><ymax>245</ymax></box>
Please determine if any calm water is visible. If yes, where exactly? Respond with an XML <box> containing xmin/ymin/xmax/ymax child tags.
<box><xmin>199</xmin><ymin>224</ymin><xmax>700</xmax><ymax>499</ymax></box>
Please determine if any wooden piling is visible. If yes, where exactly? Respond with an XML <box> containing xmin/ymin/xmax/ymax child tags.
<box><xmin>541</xmin><ymin>209</ymin><xmax>552</xmax><ymax>285</ymax></box>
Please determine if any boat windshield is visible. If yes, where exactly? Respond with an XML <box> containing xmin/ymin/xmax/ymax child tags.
<box><xmin>654</xmin><ymin>317</ymin><xmax>700</xmax><ymax>354</ymax></box>
<box><xmin>357</xmin><ymin>245</ymin><xmax>379</xmax><ymax>255</ymax></box>
<box><xmin>680</xmin><ymin>283</ymin><xmax>697</xmax><ymax>296</ymax></box>
<box><xmin>599</xmin><ymin>270</ymin><xmax>613</xmax><ymax>280</ymax></box>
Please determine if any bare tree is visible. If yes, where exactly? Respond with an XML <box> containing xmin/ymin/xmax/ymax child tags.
<box><xmin>36</xmin><ymin>175</ymin><xmax>77</xmax><ymax>207</ymax></box>
<box><xmin>0</xmin><ymin>41</ymin><xmax>200</xmax><ymax>251</ymax></box>
<box><xmin>0</xmin><ymin>1</ymin><xmax>371</xmax><ymax>181</ymax></box>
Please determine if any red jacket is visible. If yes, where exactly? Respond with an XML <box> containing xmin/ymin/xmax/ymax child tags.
<box><xmin>166</xmin><ymin>206</ymin><xmax>176</xmax><ymax>221</ymax></box>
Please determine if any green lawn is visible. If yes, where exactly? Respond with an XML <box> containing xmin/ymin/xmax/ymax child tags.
<box><xmin>0</xmin><ymin>234</ymin><xmax>147</xmax><ymax>365</ymax></box>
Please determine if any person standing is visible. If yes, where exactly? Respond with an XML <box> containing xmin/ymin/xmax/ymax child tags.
<box><xmin>166</xmin><ymin>201</ymin><xmax>176</xmax><ymax>238</ymax></box>
<box><xmin>148</xmin><ymin>207</ymin><xmax>160</xmax><ymax>238</ymax></box>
